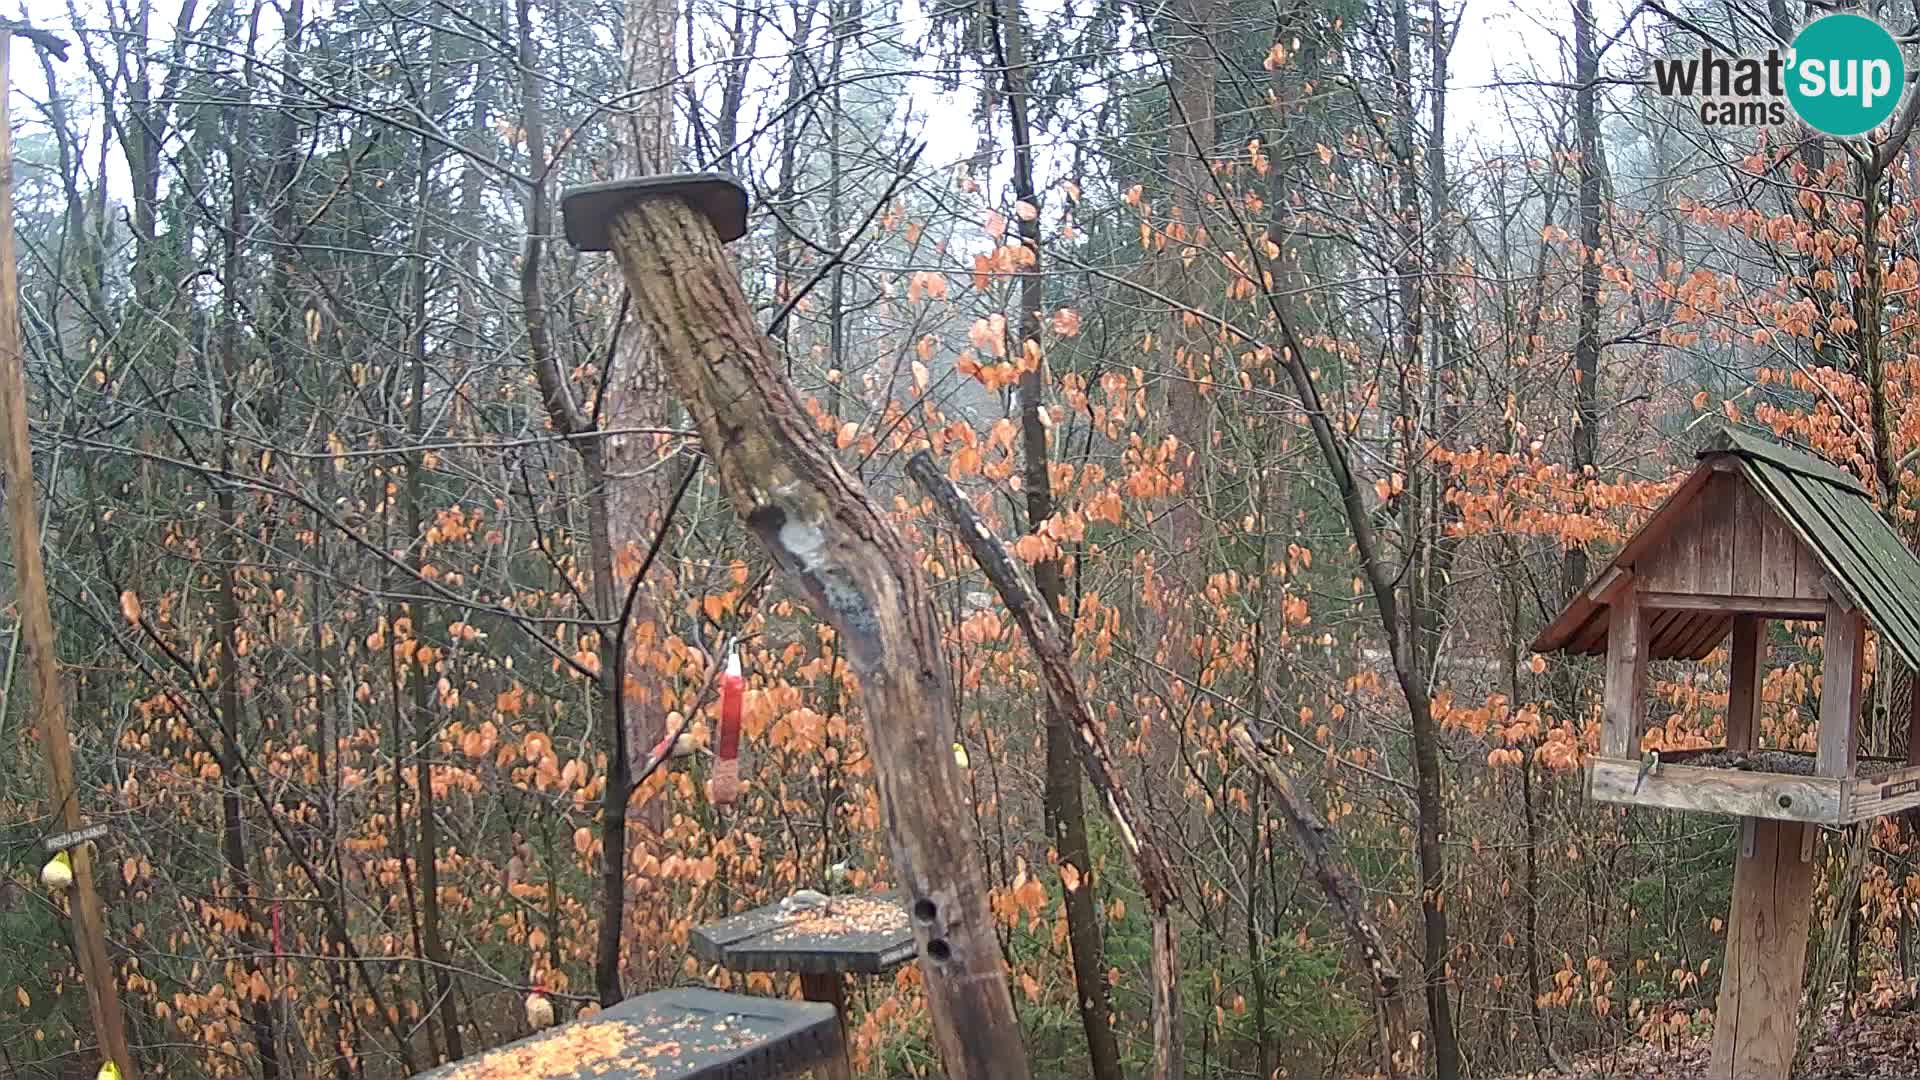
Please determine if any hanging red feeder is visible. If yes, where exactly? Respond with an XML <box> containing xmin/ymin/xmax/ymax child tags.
<box><xmin>710</xmin><ymin>650</ymin><xmax>744</xmax><ymax>806</ymax></box>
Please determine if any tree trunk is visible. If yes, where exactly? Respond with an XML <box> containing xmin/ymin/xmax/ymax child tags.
<box><xmin>1565</xmin><ymin>0</ymin><xmax>1601</xmax><ymax>603</ymax></box>
<box><xmin>216</xmin><ymin>39</ymin><xmax>282</xmax><ymax>1073</ymax></box>
<box><xmin>589</xmin><ymin>192</ymin><xmax>1033</xmax><ymax>1080</ymax></box>
<box><xmin>994</xmin><ymin>2</ymin><xmax>1122</xmax><ymax>1077</ymax></box>
<box><xmin>406</xmin><ymin>38</ymin><xmax>463</xmax><ymax>1052</ymax></box>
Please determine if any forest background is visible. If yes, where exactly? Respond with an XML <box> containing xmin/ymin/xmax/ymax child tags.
<box><xmin>2</xmin><ymin>0</ymin><xmax>1914</xmax><ymax>1074</ymax></box>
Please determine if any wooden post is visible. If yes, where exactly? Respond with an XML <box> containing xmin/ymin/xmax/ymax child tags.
<box><xmin>1727</xmin><ymin>615</ymin><xmax>1764</xmax><ymax>752</ymax></box>
<box><xmin>1819</xmin><ymin>598</ymin><xmax>1865</xmax><ymax>779</ymax></box>
<box><xmin>561</xmin><ymin>177</ymin><xmax>1032</xmax><ymax>1080</ymax></box>
<box><xmin>1906</xmin><ymin>672</ymin><xmax>1920</xmax><ymax>767</ymax></box>
<box><xmin>798</xmin><ymin>973</ymin><xmax>853</xmax><ymax>1080</ymax></box>
<box><xmin>1710</xmin><ymin>819</ymin><xmax>1816</xmax><ymax>1080</ymax></box>
<box><xmin>0</xmin><ymin>30</ymin><xmax>136</xmax><ymax>1078</ymax></box>
<box><xmin>1601</xmin><ymin>585</ymin><xmax>1646</xmax><ymax>759</ymax></box>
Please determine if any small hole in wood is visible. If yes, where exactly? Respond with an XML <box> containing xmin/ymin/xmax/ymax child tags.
<box><xmin>926</xmin><ymin>938</ymin><xmax>953</xmax><ymax>962</ymax></box>
<box><xmin>913</xmin><ymin>898</ymin><xmax>937</xmax><ymax>923</ymax></box>
<box><xmin>1777</xmin><ymin>794</ymin><xmax>1793</xmax><ymax>809</ymax></box>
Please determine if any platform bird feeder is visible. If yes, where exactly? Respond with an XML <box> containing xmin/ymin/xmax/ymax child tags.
<box><xmin>1536</xmin><ymin>426</ymin><xmax>1920</xmax><ymax>1080</ymax></box>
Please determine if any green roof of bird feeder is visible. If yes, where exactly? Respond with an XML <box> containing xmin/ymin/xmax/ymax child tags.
<box><xmin>1535</xmin><ymin>425</ymin><xmax>1920</xmax><ymax>670</ymax></box>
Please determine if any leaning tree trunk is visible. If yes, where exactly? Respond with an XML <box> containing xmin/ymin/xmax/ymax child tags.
<box><xmin>583</xmin><ymin>191</ymin><xmax>1033</xmax><ymax>1080</ymax></box>
<box><xmin>992</xmin><ymin>0</ymin><xmax>1123</xmax><ymax>1075</ymax></box>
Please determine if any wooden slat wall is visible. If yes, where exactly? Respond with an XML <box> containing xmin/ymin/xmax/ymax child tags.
<box><xmin>1642</xmin><ymin>473</ymin><xmax>1825</xmax><ymax>601</ymax></box>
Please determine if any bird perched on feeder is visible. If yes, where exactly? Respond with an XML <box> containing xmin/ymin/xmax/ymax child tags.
<box><xmin>525</xmin><ymin>985</ymin><xmax>556</xmax><ymax>1031</ymax></box>
<box><xmin>780</xmin><ymin>888</ymin><xmax>832</xmax><ymax>915</ymax></box>
<box><xmin>709</xmin><ymin>649</ymin><xmax>745</xmax><ymax>806</ymax></box>
<box><xmin>1634</xmin><ymin>748</ymin><xmax>1661</xmax><ymax>794</ymax></box>
<box><xmin>40</xmin><ymin>851</ymin><xmax>72</xmax><ymax>890</ymax></box>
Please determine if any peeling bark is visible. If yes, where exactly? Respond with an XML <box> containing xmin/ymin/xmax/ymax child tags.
<box><xmin>592</xmin><ymin>194</ymin><xmax>1032</xmax><ymax>1080</ymax></box>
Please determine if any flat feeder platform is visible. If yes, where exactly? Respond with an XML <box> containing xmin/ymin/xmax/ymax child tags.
<box><xmin>409</xmin><ymin>987</ymin><xmax>841</xmax><ymax>1080</ymax></box>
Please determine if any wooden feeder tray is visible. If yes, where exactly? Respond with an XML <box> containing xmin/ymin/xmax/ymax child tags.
<box><xmin>409</xmin><ymin>987</ymin><xmax>840</xmax><ymax>1080</ymax></box>
<box><xmin>562</xmin><ymin>174</ymin><xmax>749</xmax><ymax>252</ymax></box>
<box><xmin>1588</xmin><ymin>746</ymin><xmax>1920</xmax><ymax>826</ymax></box>
<box><xmin>691</xmin><ymin>893</ymin><xmax>915</xmax><ymax>976</ymax></box>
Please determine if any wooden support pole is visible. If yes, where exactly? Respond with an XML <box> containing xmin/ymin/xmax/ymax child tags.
<box><xmin>1819</xmin><ymin>599</ymin><xmax>1865</xmax><ymax>779</ymax></box>
<box><xmin>797</xmin><ymin>973</ymin><xmax>853</xmax><ymax>1080</ymax></box>
<box><xmin>0</xmin><ymin>31</ymin><xmax>136</xmax><ymax>1080</ymax></box>
<box><xmin>564</xmin><ymin>179</ymin><xmax>1032</xmax><ymax>1080</ymax></box>
<box><xmin>1601</xmin><ymin>583</ymin><xmax>1646</xmax><ymax>759</ymax></box>
<box><xmin>1727</xmin><ymin>615</ymin><xmax>1764</xmax><ymax>752</ymax></box>
<box><xmin>1710</xmin><ymin>819</ymin><xmax>1816</xmax><ymax>1080</ymax></box>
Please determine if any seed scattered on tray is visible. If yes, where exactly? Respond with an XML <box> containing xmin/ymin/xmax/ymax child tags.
<box><xmin>775</xmin><ymin>895</ymin><xmax>909</xmax><ymax>937</ymax></box>
<box><xmin>439</xmin><ymin>1021</ymin><xmax>643</xmax><ymax>1080</ymax></box>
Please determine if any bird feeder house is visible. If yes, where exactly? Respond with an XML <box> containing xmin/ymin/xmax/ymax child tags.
<box><xmin>1536</xmin><ymin>426</ymin><xmax>1920</xmax><ymax>1080</ymax></box>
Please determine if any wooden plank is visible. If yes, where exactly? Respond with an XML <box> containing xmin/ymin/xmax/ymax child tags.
<box><xmin>1535</xmin><ymin>570</ymin><xmax>1630</xmax><ymax>657</ymax></box>
<box><xmin>1587</xmin><ymin>758</ymin><xmax>1844</xmax><ymax>824</ymax></box>
<box><xmin>1640</xmin><ymin>503</ymin><xmax>1708</xmax><ymax>594</ymax></box>
<box><xmin>1731</xmin><ymin>475</ymin><xmax>1816</xmax><ymax>600</ymax></box>
<box><xmin>1709</xmin><ymin>819</ymin><xmax>1816</xmax><ymax>1080</ymax></box>
<box><xmin>1679</xmin><ymin>613</ymin><xmax>1734</xmax><ymax>660</ymax></box>
<box><xmin>1818</xmin><ymin>600</ymin><xmax>1864</xmax><ymax>778</ymax></box>
<box><xmin>1740</xmin><ymin>467</ymin><xmax>1835</xmax><ymax>606</ymax></box>
<box><xmin>1602</xmin><ymin>591</ymin><xmax>1648</xmax><ymax>759</ymax></box>
<box><xmin>1726</xmin><ymin>616</ymin><xmax>1764</xmax><ymax>752</ymax></box>
<box><xmin>1652</xmin><ymin>610</ymin><xmax>1699</xmax><ymax>661</ymax></box>
<box><xmin>1615</xmin><ymin>465</ymin><xmax>1719</xmax><ymax>570</ymax></box>
<box><xmin>1639</xmin><ymin>593</ymin><xmax>1824</xmax><ymax>618</ymax></box>
<box><xmin>1696</xmin><ymin>472</ymin><xmax>1736</xmax><ymax>595</ymax></box>
<box><xmin>1644</xmin><ymin>608</ymin><xmax>1686</xmax><ymax>660</ymax></box>
<box><xmin>1729</xmin><ymin>477</ymin><xmax>1769</xmax><ymax>596</ymax></box>
<box><xmin>1587</xmin><ymin>565</ymin><xmax>1630</xmax><ymax>604</ymax></box>
<box><xmin>1570</xmin><ymin>612</ymin><xmax>1609</xmax><ymax>654</ymax></box>
<box><xmin>1845</xmin><ymin>763</ymin><xmax>1920</xmax><ymax>822</ymax></box>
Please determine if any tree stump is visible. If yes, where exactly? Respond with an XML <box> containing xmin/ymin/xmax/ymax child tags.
<box><xmin>560</xmin><ymin>175</ymin><xmax>1031</xmax><ymax>1080</ymax></box>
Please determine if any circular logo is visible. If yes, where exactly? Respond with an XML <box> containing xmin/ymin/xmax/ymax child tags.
<box><xmin>1787</xmin><ymin>13</ymin><xmax>1906</xmax><ymax>137</ymax></box>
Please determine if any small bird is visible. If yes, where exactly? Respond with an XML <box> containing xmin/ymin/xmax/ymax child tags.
<box><xmin>1634</xmin><ymin>749</ymin><xmax>1661</xmax><ymax>794</ymax></box>
<box><xmin>40</xmin><ymin>851</ymin><xmax>72</xmax><ymax>890</ymax></box>
<box><xmin>780</xmin><ymin>889</ymin><xmax>832</xmax><ymax>915</ymax></box>
<box><xmin>525</xmin><ymin>985</ymin><xmax>556</xmax><ymax>1030</ymax></box>
<box><xmin>97</xmin><ymin>1064</ymin><xmax>121</xmax><ymax>1080</ymax></box>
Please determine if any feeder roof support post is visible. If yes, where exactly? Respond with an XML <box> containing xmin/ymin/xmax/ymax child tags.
<box><xmin>1727</xmin><ymin>615</ymin><xmax>1765</xmax><ymax>753</ymax></box>
<box><xmin>1602</xmin><ymin>580</ymin><xmax>1645</xmax><ymax>761</ymax></box>
<box><xmin>1819</xmin><ymin>597</ymin><xmax>1865</xmax><ymax>780</ymax></box>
